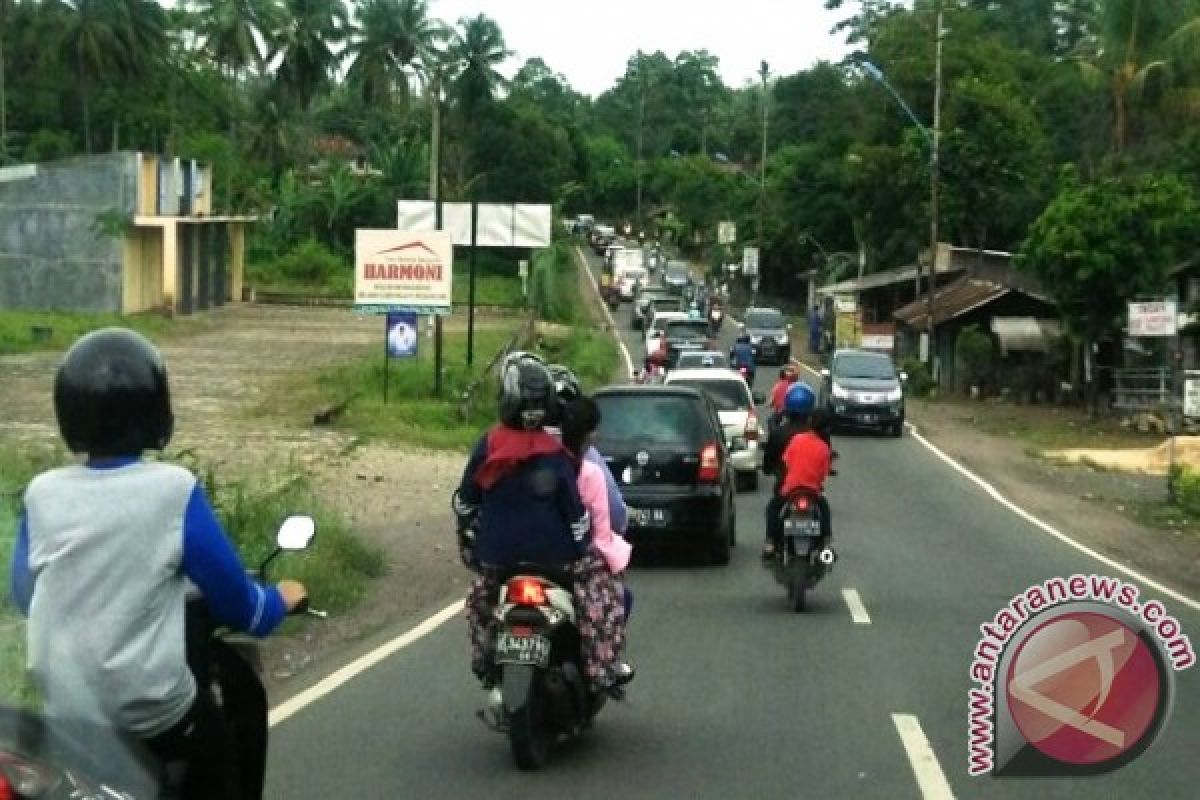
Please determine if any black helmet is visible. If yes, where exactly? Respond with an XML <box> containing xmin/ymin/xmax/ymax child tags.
<box><xmin>54</xmin><ymin>327</ymin><xmax>174</xmax><ymax>455</ymax></box>
<box><xmin>498</xmin><ymin>353</ymin><xmax>555</xmax><ymax>430</ymax></box>
<box><xmin>547</xmin><ymin>364</ymin><xmax>581</xmax><ymax>403</ymax></box>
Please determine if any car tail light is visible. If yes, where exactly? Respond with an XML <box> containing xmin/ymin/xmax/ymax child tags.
<box><xmin>792</xmin><ymin>495</ymin><xmax>811</xmax><ymax>512</ymax></box>
<box><xmin>745</xmin><ymin>409</ymin><xmax>759</xmax><ymax>441</ymax></box>
<box><xmin>698</xmin><ymin>443</ymin><xmax>720</xmax><ymax>482</ymax></box>
<box><xmin>507</xmin><ymin>578</ymin><xmax>546</xmax><ymax>606</ymax></box>
<box><xmin>0</xmin><ymin>752</ymin><xmax>59</xmax><ymax>799</ymax></box>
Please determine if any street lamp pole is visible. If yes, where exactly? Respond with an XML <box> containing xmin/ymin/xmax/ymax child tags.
<box><xmin>861</xmin><ymin>1</ymin><xmax>944</xmax><ymax>366</ymax></box>
<box><xmin>757</xmin><ymin>60</ymin><xmax>769</xmax><ymax>306</ymax></box>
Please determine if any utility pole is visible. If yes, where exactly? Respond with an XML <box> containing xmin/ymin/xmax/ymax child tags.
<box><xmin>926</xmin><ymin>0</ymin><xmax>944</xmax><ymax>367</ymax></box>
<box><xmin>430</xmin><ymin>70</ymin><xmax>445</xmax><ymax>397</ymax></box>
<box><xmin>636</xmin><ymin>53</ymin><xmax>645</xmax><ymax>231</ymax></box>
<box><xmin>759</xmin><ymin>60</ymin><xmax>769</xmax><ymax>247</ymax></box>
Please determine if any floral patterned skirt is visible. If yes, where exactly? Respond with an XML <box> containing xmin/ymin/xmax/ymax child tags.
<box><xmin>466</xmin><ymin>551</ymin><xmax>628</xmax><ymax>692</ymax></box>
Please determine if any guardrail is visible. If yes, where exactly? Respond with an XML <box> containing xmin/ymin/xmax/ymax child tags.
<box><xmin>458</xmin><ymin>314</ymin><xmax>537</xmax><ymax>422</ymax></box>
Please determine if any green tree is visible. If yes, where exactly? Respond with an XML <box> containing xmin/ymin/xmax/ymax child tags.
<box><xmin>58</xmin><ymin>0</ymin><xmax>128</xmax><ymax>152</ymax></box>
<box><xmin>346</xmin><ymin>0</ymin><xmax>443</xmax><ymax>109</ymax></box>
<box><xmin>1019</xmin><ymin>170</ymin><xmax>1199</xmax><ymax>346</ymax></box>
<box><xmin>1077</xmin><ymin>0</ymin><xmax>1200</xmax><ymax>154</ymax></box>
<box><xmin>273</xmin><ymin>0</ymin><xmax>347</xmax><ymax>111</ymax></box>
<box><xmin>448</xmin><ymin>13</ymin><xmax>509</xmax><ymax>118</ymax></box>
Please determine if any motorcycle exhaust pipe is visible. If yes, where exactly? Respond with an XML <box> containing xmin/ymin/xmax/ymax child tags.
<box><xmin>817</xmin><ymin>547</ymin><xmax>837</xmax><ymax>566</ymax></box>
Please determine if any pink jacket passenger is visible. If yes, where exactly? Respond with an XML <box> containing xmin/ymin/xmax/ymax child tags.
<box><xmin>578</xmin><ymin>458</ymin><xmax>632</xmax><ymax>573</ymax></box>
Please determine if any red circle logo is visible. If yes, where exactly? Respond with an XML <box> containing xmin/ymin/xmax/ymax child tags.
<box><xmin>1005</xmin><ymin>612</ymin><xmax>1162</xmax><ymax>766</ymax></box>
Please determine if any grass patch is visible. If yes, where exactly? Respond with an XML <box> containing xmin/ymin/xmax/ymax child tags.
<box><xmin>0</xmin><ymin>447</ymin><xmax>383</xmax><ymax>708</ymax></box>
<box><xmin>535</xmin><ymin>325</ymin><xmax>622</xmax><ymax>388</ymax></box>
<box><xmin>0</xmin><ymin>311</ymin><xmax>211</xmax><ymax>356</ymax></box>
<box><xmin>180</xmin><ymin>452</ymin><xmax>386</xmax><ymax>615</ymax></box>
<box><xmin>300</xmin><ymin>319</ymin><xmax>531</xmax><ymax>451</ymax></box>
<box><xmin>451</xmin><ymin>269</ymin><xmax>524</xmax><ymax>308</ymax></box>
<box><xmin>920</xmin><ymin>397</ymin><xmax>1152</xmax><ymax>451</ymax></box>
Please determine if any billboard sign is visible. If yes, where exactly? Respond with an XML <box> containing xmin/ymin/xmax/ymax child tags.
<box><xmin>355</xmin><ymin>229</ymin><xmax>453</xmax><ymax>315</ymax></box>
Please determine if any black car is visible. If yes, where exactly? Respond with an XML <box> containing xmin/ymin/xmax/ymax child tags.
<box><xmin>632</xmin><ymin>288</ymin><xmax>671</xmax><ymax>330</ymax></box>
<box><xmin>636</xmin><ymin>294</ymin><xmax>683</xmax><ymax>331</ymax></box>
<box><xmin>821</xmin><ymin>348</ymin><xmax>907</xmax><ymax>436</ymax></box>
<box><xmin>740</xmin><ymin>307</ymin><xmax>792</xmax><ymax>365</ymax></box>
<box><xmin>593</xmin><ymin>385</ymin><xmax>738</xmax><ymax>564</ymax></box>
<box><xmin>663</xmin><ymin>261</ymin><xmax>691</xmax><ymax>295</ymax></box>
<box><xmin>663</xmin><ymin>318</ymin><xmax>715</xmax><ymax>365</ymax></box>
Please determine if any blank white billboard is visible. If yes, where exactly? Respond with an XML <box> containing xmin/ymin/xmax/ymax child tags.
<box><xmin>397</xmin><ymin>201</ymin><xmax>551</xmax><ymax>247</ymax></box>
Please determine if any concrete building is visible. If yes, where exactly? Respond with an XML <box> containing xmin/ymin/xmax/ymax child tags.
<box><xmin>0</xmin><ymin>152</ymin><xmax>253</xmax><ymax>315</ymax></box>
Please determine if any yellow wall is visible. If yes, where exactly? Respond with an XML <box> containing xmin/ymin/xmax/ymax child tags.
<box><xmin>121</xmin><ymin>227</ymin><xmax>165</xmax><ymax>313</ymax></box>
<box><xmin>230</xmin><ymin>223</ymin><xmax>245</xmax><ymax>302</ymax></box>
<box><xmin>138</xmin><ymin>154</ymin><xmax>159</xmax><ymax>216</ymax></box>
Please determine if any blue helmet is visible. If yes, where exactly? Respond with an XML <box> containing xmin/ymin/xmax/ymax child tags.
<box><xmin>784</xmin><ymin>382</ymin><xmax>817</xmax><ymax>415</ymax></box>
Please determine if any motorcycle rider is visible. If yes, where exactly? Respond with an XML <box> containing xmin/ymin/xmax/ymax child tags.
<box><xmin>730</xmin><ymin>333</ymin><xmax>756</xmax><ymax>384</ymax></box>
<box><xmin>546</xmin><ymin>364</ymin><xmax>628</xmax><ymax>537</ymax></box>
<box><xmin>8</xmin><ymin>328</ymin><xmax>307</xmax><ymax>799</ymax></box>
<box><xmin>761</xmin><ymin>382</ymin><xmax>833</xmax><ymax>559</ymax></box>
<box><xmin>769</xmin><ymin>365</ymin><xmax>799</xmax><ymax>420</ymax></box>
<box><xmin>455</xmin><ymin>354</ymin><xmax>630</xmax><ymax>723</ymax></box>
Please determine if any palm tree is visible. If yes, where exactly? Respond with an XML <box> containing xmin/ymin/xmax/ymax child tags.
<box><xmin>346</xmin><ymin>0</ymin><xmax>444</xmax><ymax>109</ymax></box>
<box><xmin>190</xmin><ymin>0</ymin><xmax>278</xmax><ymax>81</ymax></box>
<box><xmin>57</xmin><ymin>0</ymin><xmax>127</xmax><ymax>152</ymax></box>
<box><xmin>448</xmin><ymin>13</ymin><xmax>510</xmax><ymax>118</ymax></box>
<box><xmin>1079</xmin><ymin>0</ymin><xmax>1200</xmax><ymax>154</ymax></box>
<box><xmin>272</xmin><ymin>0</ymin><xmax>347</xmax><ymax>112</ymax></box>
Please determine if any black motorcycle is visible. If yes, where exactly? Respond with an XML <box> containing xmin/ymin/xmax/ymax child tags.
<box><xmin>177</xmin><ymin>515</ymin><xmax>321</xmax><ymax>799</ymax></box>
<box><xmin>767</xmin><ymin>489</ymin><xmax>837</xmax><ymax>612</ymax></box>
<box><xmin>486</xmin><ymin>567</ymin><xmax>608</xmax><ymax>770</ymax></box>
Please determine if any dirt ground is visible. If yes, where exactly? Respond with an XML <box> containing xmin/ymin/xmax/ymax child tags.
<box><xmin>1046</xmin><ymin>436</ymin><xmax>1200</xmax><ymax>475</ymax></box>
<box><xmin>0</xmin><ymin>304</ymin><xmax>487</xmax><ymax>695</ymax></box>
<box><xmin>907</xmin><ymin>399</ymin><xmax>1200</xmax><ymax>599</ymax></box>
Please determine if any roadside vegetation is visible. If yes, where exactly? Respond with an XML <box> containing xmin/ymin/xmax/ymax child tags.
<box><xmin>0</xmin><ymin>312</ymin><xmax>212</xmax><ymax>356</ymax></box>
<box><xmin>284</xmin><ymin>247</ymin><xmax>620</xmax><ymax>453</ymax></box>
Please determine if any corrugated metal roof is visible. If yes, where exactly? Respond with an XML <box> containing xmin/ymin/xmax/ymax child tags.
<box><xmin>991</xmin><ymin>317</ymin><xmax>1064</xmax><ymax>352</ymax></box>
<box><xmin>893</xmin><ymin>279</ymin><xmax>1011</xmax><ymax>327</ymax></box>
<box><xmin>816</xmin><ymin>262</ymin><xmax>964</xmax><ymax>295</ymax></box>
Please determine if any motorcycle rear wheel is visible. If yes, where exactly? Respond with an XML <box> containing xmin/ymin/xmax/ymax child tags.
<box><xmin>787</xmin><ymin>572</ymin><xmax>808</xmax><ymax>613</ymax></box>
<box><xmin>509</xmin><ymin>691</ymin><xmax>551</xmax><ymax>770</ymax></box>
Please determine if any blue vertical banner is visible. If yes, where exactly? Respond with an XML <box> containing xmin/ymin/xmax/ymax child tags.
<box><xmin>386</xmin><ymin>312</ymin><xmax>419</xmax><ymax>359</ymax></box>
<box><xmin>383</xmin><ymin>311</ymin><xmax>418</xmax><ymax>404</ymax></box>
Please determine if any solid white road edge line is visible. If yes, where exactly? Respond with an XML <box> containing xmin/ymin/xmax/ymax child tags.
<box><xmin>574</xmin><ymin>245</ymin><xmax>635</xmax><ymax>378</ymax></box>
<box><xmin>796</xmin><ymin>363</ymin><xmax>1200</xmax><ymax>615</ymax></box>
<box><xmin>268</xmin><ymin>600</ymin><xmax>464</xmax><ymax>727</ymax></box>
<box><xmin>892</xmin><ymin>713</ymin><xmax>956</xmax><ymax>800</ymax></box>
<box><xmin>842</xmin><ymin>588</ymin><xmax>872</xmax><ymax>625</ymax></box>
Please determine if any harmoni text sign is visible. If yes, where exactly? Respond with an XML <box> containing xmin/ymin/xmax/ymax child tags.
<box><xmin>355</xmin><ymin>229</ymin><xmax>453</xmax><ymax>315</ymax></box>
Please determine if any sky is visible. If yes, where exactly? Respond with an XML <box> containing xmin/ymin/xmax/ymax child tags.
<box><xmin>428</xmin><ymin>0</ymin><xmax>855</xmax><ymax>97</ymax></box>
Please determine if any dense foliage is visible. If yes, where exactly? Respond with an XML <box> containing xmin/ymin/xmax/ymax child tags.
<box><xmin>2</xmin><ymin>0</ymin><xmax>1198</xmax><ymax>322</ymax></box>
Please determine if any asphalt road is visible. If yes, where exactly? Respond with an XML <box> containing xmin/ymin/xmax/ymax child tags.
<box><xmin>265</xmin><ymin>248</ymin><xmax>1200</xmax><ymax>799</ymax></box>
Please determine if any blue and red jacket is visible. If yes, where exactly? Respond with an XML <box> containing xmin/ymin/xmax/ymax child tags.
<box><xmin>458</xmin><ymin>426</ymin><xmax>590</xmax><ymax>568</ymax></box>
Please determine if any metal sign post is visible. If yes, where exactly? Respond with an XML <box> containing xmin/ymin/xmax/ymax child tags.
<box><xmin>1128</xmin><ymin>299</ymin><xmax>1180</xmax><ymax>502</ymax></box>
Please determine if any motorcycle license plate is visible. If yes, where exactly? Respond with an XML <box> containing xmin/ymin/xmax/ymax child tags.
<box><xmin>495</xmin><ymin>632</ymin><xmax>551</xmax><ymax>667</ymax></box>
<box><xmin>784</xmin><ymin>518</ymin><xmax>822</xmax><ymax>537</ymax></box>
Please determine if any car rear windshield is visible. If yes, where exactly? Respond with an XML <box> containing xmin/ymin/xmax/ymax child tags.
<box><xmin>669</xmin><ymin>379</ymin><xmax>750</xmax><ymax>411</ymax></box>
<box><xmin>745</xmin><ymin>310</ymin><xmax>785</xmax><ymax>328</ymax></box>
<box><xmin>677</xmin><ymin>352</ymin><xmax>727</xmax><ymax>368</ymax></box>
<box><xmin>595</xmin><ymin>395</ymin><xmax>709</xmax><ymax>446</ymax></box>
<box><xmin>651</xmin><ymin>298</ymin><xmax>682</xmax><ymax>311</ymax></box>
<box><xmin>835</xmin><ymin>354</ymin><xmax>896</xmax><ymax>380</ymax></box>
<box><xmin>665</xmin><ymin>320</ymin><xmax>710</xmax><ymax>338</ymax></box>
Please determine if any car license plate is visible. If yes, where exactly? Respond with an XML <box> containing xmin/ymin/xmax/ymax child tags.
<box><xmin>495</xmin><ymin>632</ymin><xmax>551</xmax><ymax>667</ymax></box>
<box><xmin>784</xmin><ymin>518</ymin><xmax>822</xmax><ymax>537</ymax></box>
<box><xmin>630</xmin><ymin>507</ymin><xmax>669</xmax><ymax>527</ymax></box>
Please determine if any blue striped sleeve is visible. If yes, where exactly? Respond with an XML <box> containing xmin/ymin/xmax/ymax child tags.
<box><xmin>9</xmin><ymin>515</ymin><xmax>33</xmax><ymax>615</ymax></box>
<box><xmin>182</xmin><ymin>485</ymin><xmax>286</xmax><ymax>637</ymax></box>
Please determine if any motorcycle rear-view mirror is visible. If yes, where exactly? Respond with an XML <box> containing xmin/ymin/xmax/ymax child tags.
<box><xmin>277</xmin><ymin>515</ymin><xmax>317</xmax><ymax>551</ymax></box>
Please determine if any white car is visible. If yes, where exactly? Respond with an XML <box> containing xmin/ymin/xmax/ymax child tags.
<box><xmin>644</xmin><ymin>310</ymin><xmax>687</xmax><ymax>355</ymax></box>
<box><xmin>664</xmin><ymin>368</ymin><xmax>765</xmax><ymax>490</ymax></box>
<box><xmin>616</xmin><ymin>266</ymin><xmax>648</xmax><ymax>301</ymax></box>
